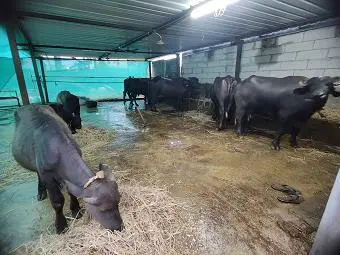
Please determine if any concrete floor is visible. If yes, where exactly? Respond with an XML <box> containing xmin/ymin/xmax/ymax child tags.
<box><xmin>0</xmin><ymin>102</ymin><xmax>339</xmax><ymax>254</ymax></box>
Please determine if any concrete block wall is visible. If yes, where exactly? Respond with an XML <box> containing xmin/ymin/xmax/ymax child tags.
<box><xmin>182</xmin><ymin>26</ymin><xmax>340</xmax><ymax>82</ymax></box>
<box><xmin>240</xmin><ymin>26</ymin><xmax>340</xmax><ymax>79</ymax></box>
<box><xmin>182</xmin><ymin>46</ymin><xmax>237</xmax><ymax>83</ymax></box>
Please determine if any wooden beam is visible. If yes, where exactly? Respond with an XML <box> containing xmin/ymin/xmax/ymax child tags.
<box><xmin>234</xmin><ymin>41</ymin><xmax>243</xmax><ymax>80</ymax></box>
<box><xmin>6</xmin><ymin>22</ymin><xmax>30</xmax><ymax>105</ymax></box>
<box><xmin>39</xmin><ymin>59</ymin><xmax>49</xmax><ymax>103</ymax></box>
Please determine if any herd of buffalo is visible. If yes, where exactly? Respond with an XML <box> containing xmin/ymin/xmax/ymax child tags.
<box><xmin>124</xmin><ymin>75</ymin><xmax>340</xmax><ymax>150</ymax></box>
<box><xmin>10</xmin><ymin>73</ymin><xmax>340</xmax><ymax>235</ymax></box>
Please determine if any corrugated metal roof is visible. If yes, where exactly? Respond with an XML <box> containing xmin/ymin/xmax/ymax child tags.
<box><xmin>15</xmin><ymin>0</ymin><xmax>338</xmax><ymax>59</ymax></box>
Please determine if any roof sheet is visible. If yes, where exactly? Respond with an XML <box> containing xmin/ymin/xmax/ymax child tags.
<box><xmin>15</xmin><ymin>0</ymin><xmax>338</xmax><ymax>59</ymax></box>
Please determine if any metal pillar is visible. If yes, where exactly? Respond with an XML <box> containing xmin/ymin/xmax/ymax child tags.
<box><xmin>310</xmin><ymin>169</ymin><xmax>340</xmax><ymax>255</ymax></box>
<box><xmin>39</xmin><ymin>59</ymin><xmax>49</xmax><ymax>103</ymax></box>
<box><xmin>6</xmin><ymin>22</ymin><xmax>30</xmax><ymax>105</ymax></box>
<box><xmin>148</xmin><ymin>61</ymin><xmax>152</xmax><ymax>80</ymax></box>
<box><xmin>29</xmin><ymin>47</ymin><xmax>45</xmax><ymax>103</ymax></box>
<box><xmin>235</xmin><ymin>41</ymin><xmax>243</xmax><ymax>80</ymax></box>
<box><xmin>176</xmin><ymin>53</ymin><xmax>181</xmax><ymax>78</ymax></box>
<box><xmin>163</xmin><ymin>61</ymin><xmax>167</xmax><ymax>77</ymax></box>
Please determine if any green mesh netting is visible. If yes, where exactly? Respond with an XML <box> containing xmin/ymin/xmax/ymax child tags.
<box><xmin>0</xmin><ymin>25</ymin><xmax>149</xmax><ymax>105</ymax></box>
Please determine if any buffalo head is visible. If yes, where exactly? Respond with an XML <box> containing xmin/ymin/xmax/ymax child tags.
<box><xmin>67</xmin><ymin>164</ymin><xmax>123</xmax><ymax>231</ymax></box>
<box><xmin>83</xmin><ymin>164</ymin><xmax>123</xmax><ymax>231</ymax></box>
<box><xmin>294</xmin><ymin>76</ymin><xmax>340</xmax><ymax>99</ymax></box>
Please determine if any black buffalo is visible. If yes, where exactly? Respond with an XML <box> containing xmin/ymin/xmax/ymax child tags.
<box><xmin>172</xmin><ymin>77</ymin><xmax>200</xmax><ymax>99</ymax></box>
<box><xmin>56</xmin><ymin>91</ymin><xmax>82</xmax><ymax>133</ymax></box>
<box><xmin>123</xmin><ymin>77</ymin><xmax>150</xmax><ymax>109</ymax></box>
<box><xmin>234</xmin><ymin>75</ymin><xmax>340</xmax><ymax>150</ymax></box>
<box><xmin>148</xmin><ymin>77</ymin><xmax>190</xmax><ymax>111</ymax></box>
<box><xmin>49</xmin><ymin>103</ymin><xmax>80</xmax><ymax>134</ymax></box>
<box><xmin>12</xmin><ymin>105</ymin><xmax>123</xmax><ymax>233</ymax></box>
<box><xmin>211</xmin><ymin>75</ymin><xmax>240</xmax><ymax>130</ymax></box>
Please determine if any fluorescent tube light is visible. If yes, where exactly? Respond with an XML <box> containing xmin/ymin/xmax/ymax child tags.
<box><xmin>150</xmin><ymin>54</ymin><xmax>177</xmax><ymax>62</ymax></box>
<box><xmin>191</xmin><ymin>0</ymin><xmax>239</xmax><ymax>19</ymax></box>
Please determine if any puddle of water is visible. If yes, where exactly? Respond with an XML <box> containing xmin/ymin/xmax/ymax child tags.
<box><xmin>81</xmin><ymin>102</ymin><xmax>143</xmax><ymax>148</ymax></box>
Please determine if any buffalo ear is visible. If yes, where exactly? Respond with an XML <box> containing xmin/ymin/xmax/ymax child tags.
<box><xmin>99</xmin><ymin>163</ymin><xmax>111</xmax><ymax>179</ymax></box>
<box><xmin>293</xmin><ymin>86</ymin><xmax>309</xmax><ymax>95</ymax></box>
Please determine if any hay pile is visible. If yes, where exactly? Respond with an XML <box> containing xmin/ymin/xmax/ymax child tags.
<box><xmin>12</xmin><ymin>183</ymin><xmax>197</xmax><ymax>255</ymax></box>
<box><xmin>11</xmin><ymin>126</ymin><xmax>200</xmax><ymax>255</ymax></box>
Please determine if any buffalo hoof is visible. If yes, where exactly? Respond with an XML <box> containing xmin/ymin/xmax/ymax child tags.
<box><xmin>56</xmin><ymin>216</ymin><xmax>68</xmax><ymax>234</ymax></box>
<box><xmin>290</xmin><ymin>140</ymin><xmax>298</xmax><ymax>148</ymax></box>
<box><xmin>71</xmin><ymin>209</ymin><xmax>83</xmax><ymax>219</ymax></box>
<box><xmin>236</xmin><ymin>130</ymin><xmax>246</xmax><ymax>136</ymax></box>
<box><xmin>271</xmin><ymin>141</ymin><xmax>281</xmax><ymax>151</ymax></box>
<box><xmin>71</xmin><ymin>129</ymin><xmax>77</xmax><ymax>134</ymax></box>
<box><xmin>37</xmin><ymin>190</ymin><xmax>47</xmax><ymax>201</ymax></box>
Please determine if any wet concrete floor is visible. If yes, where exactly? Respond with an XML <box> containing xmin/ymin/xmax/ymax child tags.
<box><xmin>1</xmin><ymin>102</ymin><xmax>339</xmax><ymax>254</ymax></box>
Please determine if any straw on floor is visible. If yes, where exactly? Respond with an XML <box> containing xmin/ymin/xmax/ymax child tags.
<box><xmin>11</xmin><ymin>126</ymin><xmax>199</xmax><ymax>255</ymax></box>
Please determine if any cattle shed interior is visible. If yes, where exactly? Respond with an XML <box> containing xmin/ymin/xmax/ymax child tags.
<box><xmin>1</xmin><ymin>0</ymin><xmax>340</xmax><ymax>254</ymax></box>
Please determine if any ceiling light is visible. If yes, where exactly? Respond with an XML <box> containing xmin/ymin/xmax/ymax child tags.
<box><xmin>150</xmin><ymin>54</ymin><xmax>177</xmax><ymax>62</ymax></box>
<box><xmin>191</xmin><ymin>0</ymin><xmax>239</xmax><ymax>19</ymax></box>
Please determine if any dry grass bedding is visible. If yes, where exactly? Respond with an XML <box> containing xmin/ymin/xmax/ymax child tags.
<box><xmin>11</xmin><ymin>126</ymin><xmax>200</xmax><ymax>255</ymax></box>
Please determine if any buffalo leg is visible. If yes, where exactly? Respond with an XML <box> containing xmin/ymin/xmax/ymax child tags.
<box><xmin>132</xmin><ymin>93</ymin><xmax>139</xmax><ymax>107</ymax></box>
<box><xmin>127</xmin><ymin>92</ymin><xmax>133</xmax><ymax>109</ymax></box>
<box><xmin>235</xmin><ymin>108</ymin><xmax>247</xmax><ymax>136</ymax></box>
<box><xmin>272</xmin><ymin>123</ymin><xmax>289</xmax><ymax>150</ymax></box>
<box><xmin>272</xmin><ymin>131</ymin><xmax>283</xmax><ymax>150</ymax></box>
<box><xmin>289</xmin><ymin>126</ymin><xmax>300</xmax><ymax>148</ymax></box>
<box><xmin>44</xmin><ymin>178</ymin><xmax>68</xmax><ymax>234</ymax></box>
<box><xmin>211</xmin><ymin>98</ymin><xmax>219</xmax><ymax>121</ymax></box>
<box><xmin>69</xmin><ymin>192</ymin><xmax>82</xmax><ymax>219</ymax></box>
<box><xmin>37</xmin><ymin>173</ymin><xmax>47</xmax><ymax>201</ymax></box>
<box><xmin>218</xmin><ymin>104</ymin><xmax>226</xmax><ymax>130</ymax></box>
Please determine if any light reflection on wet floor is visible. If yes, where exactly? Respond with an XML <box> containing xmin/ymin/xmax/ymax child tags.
<box><xmin>0</xmin><ymin>102</ymin><xmax>141</xmax><ymax>254</ymax></box>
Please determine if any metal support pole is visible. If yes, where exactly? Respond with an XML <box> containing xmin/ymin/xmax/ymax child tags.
<box><xmin>310</xmin><ymin>169</ymin><xmax>340</xmax><ymax>255</ymax></box>
<box><xmin>163</xmin><ymin>60</ymin><xmax>166</xmax><ymax>77</ymax></box>
<box><xmin>148</xmin><ymin>61</ymin><xmax>152</xmax><ymax>80</ymax></box>
<box><xmin>39</xmin><ymin>59</ymin><xmax>49</xmax><ymax>103</ymax></box>
<box><xmin>6</xmin><ymin>22</ymin><xmax>30</xmax><ymax>105</ymax></box>
<box><xmin>235</xmin><ymin>41</ymin><xmax>243</xmax><ymax>80</ymax></box>
<box><xmin>29</xmin><ymin>47</ymin><xmax>45</xmax><ymax>103</ymax></box>
<box><xmin>176</xmin><ymin>53</ymin><xmax>181</xmax><ymax>78</ymax></box>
